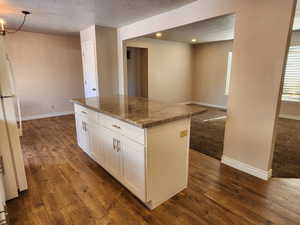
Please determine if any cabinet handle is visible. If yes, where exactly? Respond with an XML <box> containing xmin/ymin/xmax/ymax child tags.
<box><xmin>81</xmin><ymin>111</ymin><xmax>87</xmax><ymax>114</ymax></box>
<box><xmin>0</xmin><ymin>205</ymin><xmax>9</xmax><ymax>225</ymax></box>
<box><xmin>112</xmin><ymin>124</ymin><xmax>121</xmax><ymax>129</ymax></box>
<box><xmin>117</xmin><ymin>140</ymin><xmax>121</xmax><ymax>152</ymax></box>
<box><xmin>113</xmin><ymin>138</ymin><xmax>116</xmax><ymax>150</ymax></box>
<box><xmin>0</xmin><ymin>156</ymin><xmax>5</xmax><ymax>175</ymax></box>
<box><xmin>82</xmin><ymin>121</ymin><xmax>87</xmax><ymax>132</ymax></box>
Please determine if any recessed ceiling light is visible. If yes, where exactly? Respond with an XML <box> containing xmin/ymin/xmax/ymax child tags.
<box><xmin>155</xmin><ymin>32</ymin><xmax>162</xmax><ymax>38</ymax></box>
<box><xmin>191</xmin><ymin>38</ymin><xmax>197</xmax><ymax>43</ymax></box>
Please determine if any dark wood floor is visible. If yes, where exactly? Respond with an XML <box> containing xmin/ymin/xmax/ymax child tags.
<box><xmin>7</xmin><ymin>115</ymin><xmax>300</xmax><ymax>225</ymax></box>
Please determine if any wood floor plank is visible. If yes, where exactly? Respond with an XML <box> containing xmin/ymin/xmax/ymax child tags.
<box><xmin>6</xmin><ymin>115</ymin><xmax>300</xmax><ymax>225</ymax></box>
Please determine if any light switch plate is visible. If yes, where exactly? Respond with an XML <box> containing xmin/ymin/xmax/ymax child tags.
<box><xmin>180</xmin><ymin>130</ymin><xmax>188</xmax><ymax>137</ymax></box>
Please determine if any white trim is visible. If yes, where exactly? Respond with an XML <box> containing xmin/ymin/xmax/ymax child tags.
<box><xmin>22</xmin><ymin>111</ymin><xmax>74</xmax><ymax>121</ymax></box>
<box><xmin>221</xmin><ymin>155</ymin><xmax>272</xmax><ymax>180</ymax></box>
<box><xmin>279</xmin><ymin>114</ymin><xmax>300</xmax><ymax>120</ymax></box>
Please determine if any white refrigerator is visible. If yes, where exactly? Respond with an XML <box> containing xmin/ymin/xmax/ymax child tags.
<box><xmin>0</xmin><ymin>35</ymin><xmax>28</xmax><ymax>202</ymax></box>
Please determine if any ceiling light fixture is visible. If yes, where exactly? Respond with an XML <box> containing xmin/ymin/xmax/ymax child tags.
<box><xmin>191</xmin><ymin>38</ymin><xmax>197</xmax><ymax>43</ymax></box>
<box><xmin>0</xmin><ymin>10</ymin><xmax>31</xmax><ymax>36</ymax></box>
<box><xmin>155</xmin><ymin>32</ymin><xmax>162</xmax><ymax>38</ymax></box>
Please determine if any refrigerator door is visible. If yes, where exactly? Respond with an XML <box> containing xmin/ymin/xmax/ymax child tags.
<box><xmin>0</xmin><ymin>161</ymin><xmax>8</xmax><ymax>224</ymax></box>
<box><xmin>0</xmin><ymin>36</ymin><xmax>15</xmax><ymax>97</ymax></box>
<box><xmin>2</xmin><ymin>97</ymin><xmax>27</xmax><ymax>192</ymax></box>
<box><xmin>0</xmin><ymin>99</ymin><xmax>19</xmax><ymax>200</ymax></box>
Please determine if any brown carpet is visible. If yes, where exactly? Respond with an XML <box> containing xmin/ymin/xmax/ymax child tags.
<box><xmin>190</xmin><ymin>107</ymin><xmax>300</xmax><ymax>178</ymax></box>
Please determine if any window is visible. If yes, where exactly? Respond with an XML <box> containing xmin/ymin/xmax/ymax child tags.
<box><xmin>225</xmin><ymin>51</ymin><xmax>232</xmax><ymax>96</ymax></box>
<box><xmin>282</xmin><ymin>46</ymin><xmax>300</xmax><ymax>102</ymax></box>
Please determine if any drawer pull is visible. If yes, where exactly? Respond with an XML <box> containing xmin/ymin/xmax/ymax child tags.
<box><xmin>81</xmin><ymin>111</ymin><xmax>87</xmax><ymax>114</ymax></box>
<box><xmin>112</xmin><ymin>124</ymin><xmax>121</xmax><ymax>129</ymax></box>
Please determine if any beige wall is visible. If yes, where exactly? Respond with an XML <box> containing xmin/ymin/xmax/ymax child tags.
<box><xmin>6</xmin><ymin>31</ymin><xmax>84</xmax><ymax>119</ymax></box>
<box><xmin>127</xmin><ymin>47</ymin><xmax>148</xmax><ymax>97</ymax></box>
<box><xmin>192</xmin><ymin>40</ymin><xmax>233</xmax><ymax>107</ymax></box>
<box><xmin>118</xmin><ymin>0</ymin><xmax>296</xmax><ymax>175</ymax></box>
<box><xmin>192</xmin><ymin>31</ymin><xmax>300</xmax><ymax>117</ymax></box>
<box><xmin>126</xmin><ymin>38</ymin><xmax>192</xmax><ymax>103</ymax></box>
<box><xmin>279</xmin><ymin>30</ymin><xmax>300</xmax><ymax>117</ymax></box>
<box><xmin>95</xmin><ymin>26</ymin><xmax>119</xmax><ymax>96</ymax></box>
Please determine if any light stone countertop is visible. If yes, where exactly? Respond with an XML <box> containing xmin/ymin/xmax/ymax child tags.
<box><xmin>71</xmin><ymin>95</ymin><xmax>207</xmax><ymax>128</ymax></box>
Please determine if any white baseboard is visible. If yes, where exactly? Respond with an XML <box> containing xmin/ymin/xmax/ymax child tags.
<box><xmin>221</xmin><ymin>155</ymin><xmax>272</xmax><ymax>180</ymax></box>
<box><xmin>279</xmin><ymin>114</ymin><xmax>300</xmax><ymax>120</ymax></box>
<box><xmin>22</xmin><ymin>111</ymin><xmax>74</xmax><ymax>121</ymax></box>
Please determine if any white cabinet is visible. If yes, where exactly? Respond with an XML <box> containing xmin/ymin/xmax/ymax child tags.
<box><xmin>87</xmin><ymin>122</ymin><xmax>101</xmax><ymax>160</ymax></box>
<box><xmin>100</xmin><ymin>127</ymin><xmax>122</xmax><ymax>179</ymax></box>
<box><xmin>74</xmin><ymin>103</ymin><xmax>190</xmax><ymax>209</ymax></box>
<box><xmin>120</xmin><ymin>136</ymin><xmax>145</xmax><ymax>201</ymax></box>
<box><xmin>75</xmin><ymin>114</ymin><xmax>89</xmax><ymax>153</ymax></box>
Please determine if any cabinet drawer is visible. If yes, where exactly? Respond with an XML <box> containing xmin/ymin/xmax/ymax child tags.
<box><xmin>74</xmin><ymin>104</ymin><xmax>98</xmax><ymax>123</ymax></box>
<box><xmin>99</xmin><ymin>114</ymin><xmax>145</xmax><ymax>145</ymax></box>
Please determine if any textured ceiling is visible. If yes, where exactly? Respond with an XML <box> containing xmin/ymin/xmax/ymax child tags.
<box><xmin>145</xmin><ymin>2</ymin><xmax>300</xmax><ymax>45</ymax></box>
<box><xmin>0</xmin><ymin>0</ymin><xmax>299</xmax><ymax>37</ymax></box>
<box><xmin>146</xmin><ymin>14</ymin><xmax>236</xmax><ymax>44</ymax></box>
<box><xmin>0</xmin><ymin>0</ymin><xmax>196</xmax><ymax>35</ymax></box>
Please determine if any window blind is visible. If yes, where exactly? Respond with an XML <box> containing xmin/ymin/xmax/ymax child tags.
<box><xmin>282</xmin><ymin>46</ymin><xmax>300</xmax><ymax>102</ymax></box>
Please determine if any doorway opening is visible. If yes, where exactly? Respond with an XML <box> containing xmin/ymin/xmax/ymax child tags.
<box><xmin>126</xmin><ymin>47</ymin><xmax>148</xmax><ymax>98</ymax></box>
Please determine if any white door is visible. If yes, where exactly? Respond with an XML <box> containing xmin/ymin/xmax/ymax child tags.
<box><xmin>81</xmin><ymin>40</ymin><xmax>99</xmax><ymax>97</ymax></box>
<box><xmin>100</xmin><ymin>127</ymin><xmax>122</xmax><ymax>179</ymax></box>
<box><xmin>75</xmin><ymin>114</ymin><xmax>90</xmax><ymax>153</ymax></box>
<box><xmin>0</xmin><ymin>36</ymin><xmax>15</xmax><ymax>97</ymax></box>
<box><xmin>120</xmin><ymin>137</ymin><xmax>145</xmax><ymax>200</ymax></box>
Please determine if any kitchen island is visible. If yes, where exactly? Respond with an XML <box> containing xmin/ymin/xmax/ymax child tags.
<box><xmin>71</xmin><ymin>96</ymin><xmax>206</xmax><ymax>209</ymax></box>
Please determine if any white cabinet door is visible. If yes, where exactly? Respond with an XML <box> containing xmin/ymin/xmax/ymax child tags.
<box><xmin>100</xmin><ymin>127</ymin><xmax>122</xmax><ymax>179</ymax></box>
<box><xmin>120</xmin><ymin>137</ymin><xmax>145</xmax><ymax>201</ymax></box>
<box><xmin>75</xmin><ymin>114</ymin><xmax>90</xmax><ymax>154</ymax></box>
<box><xmin>87</xmin><ymin>122</ymin><xmax>97</xmax><ymax>159</ymax></box>
<box><xmin>81</xmin><ymin>40</ymin><xmax>99</xmax><ymax>97</ymax></box>
<box><xmin>88</xmin><ymin>123</ymin><xmax>105</xmax><ymax>165</ymax></box>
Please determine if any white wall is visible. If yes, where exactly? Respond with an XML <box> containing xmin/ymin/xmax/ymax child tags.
<box><xmin>117</xmin><ymin>0</ymin><xmax>296</xmax><ymax>177</ymax></box>
<box><xmin>6</xmin><ymin>31</ymin><xmax>84</xmax><ymax>120</ymax></box>
<box><xmin>126</xmin><ymin>38</ymin><xmax>193</xmax><ymax>103</ymax></box>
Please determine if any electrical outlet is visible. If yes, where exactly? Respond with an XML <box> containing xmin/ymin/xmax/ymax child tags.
<box><xmin>180</xmin><ymin>130</ymin><xmax>188</xmax><ymax>138</ymax></box>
